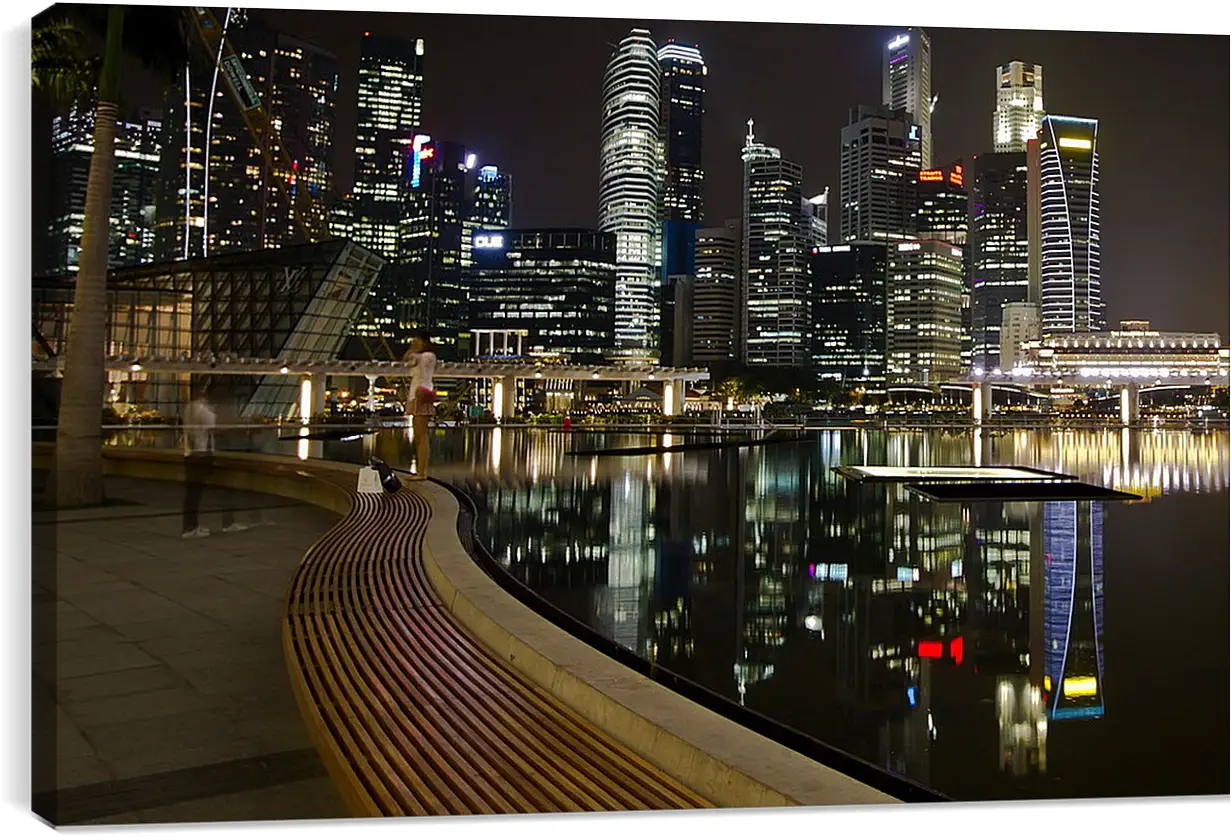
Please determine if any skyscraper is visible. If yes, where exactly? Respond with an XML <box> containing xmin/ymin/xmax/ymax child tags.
<box><xmin>887</xmin><ymin>240</ymin><xmax>965</xmax><ymax>383</ymax></box>
<box><xmin>153</xmin><ymin>16</ymin><xmax>337</xmax><ymax>261</ymax></box>
<box><xmin>884</xmin><ymin>28</ymin><xmax>933</xmax><ymax>168</ymax></box>
<box><xmin>353</xmin><ymin>33</ymin><xmax>425</xmax><ymax>259</ymax></box>
<box><xmin>809</xmin><ymin>243</ymin><xmax>888</xmax><ymax>390</ymax></box>
<box><xmin>657</xmin><ymin>41</ymin><xmax>705</xmax><ymax>229</ymax></box>
<box><xmin>742</xmin><ymin>122</ymin><xmax>811</xmax><ymax>368</ymax></box>
<box><xmin>993</xmin><ymin>61</ymin><xmax>1045</xmax><ymax>154</ymax></box>
<box><xmin>692</xmin><ymin>221</ymin><xmax>740</xmax><ymax>366</ymax></box>
<box><xmin>1032</xmin><ymin>115</ymin><xmax>1103</xmax><ymax>334</ymax></box>
<box><xmin>46</xmin><ymin>105</ymin><xmax>162</xmax><ymax>275</ymax></box>
<box><xmin>462</xmin><ymin>165</ymin><xmax>512</xmax><ymax>269</ymax></box>
<box><xmin>970</xmin><ymin>151</ymin><xmax>1030</xmax><ymax>371</ymax></box>
<box><xmin>840</xmin><ymin>105</ymin><xmax>921</xmax><ymax>243</ymax></box>
<box><xmin>599</xmin><ymin>29</ymin><xmax>662</xmax><ymax>361</ymax></box>
<box><xmin>915</xmin><ymin>161</ymin><xmax>969</xmax><ymax>370</ymax></box>
<box><xmin>469</xmin><ymin>228</ymin><xmax>616</xmax><ymax>363</ymax></box>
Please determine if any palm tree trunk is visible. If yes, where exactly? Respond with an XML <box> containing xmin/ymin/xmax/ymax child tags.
<box><xmin>45</xmin><ymin>6</ymin><xmax>124</xmax><ymax>508</ymax></box>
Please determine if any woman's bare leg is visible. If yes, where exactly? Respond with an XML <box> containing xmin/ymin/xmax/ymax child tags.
<box><xmin>413</xmin><ymin>413</ymin><xmax>430</xmax><ymax>478</ymax></box>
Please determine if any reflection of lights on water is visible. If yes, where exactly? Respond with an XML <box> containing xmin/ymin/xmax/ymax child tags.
<box><xmin>491</xmin><ymin>427</ymin><xmax>502</xmax><ymax>471</ymax></box>
<box><xmin>297</xmin><ymin>426</ymin><xmax>309</xmax><ymax>460</ymax></box>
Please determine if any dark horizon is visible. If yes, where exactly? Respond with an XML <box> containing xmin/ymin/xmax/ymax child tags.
<box><xmin>30</xmin><ymin>7</ymin><xmax>1231</xmax><ymax>336</ymax></box>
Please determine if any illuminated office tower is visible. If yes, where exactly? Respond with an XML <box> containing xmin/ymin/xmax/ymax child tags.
<box><xmin>468</xmin><ymin>228</ymin><xmax>615</xmax><ymax>363</ymax></box>
<box><xmin>692</xmin><ymin>221</ymin><xmax>740</xmax><ymax>365</ymax></box>
<box><xmin>887</xmin><ymin>240</ymin><xmax>964</xmax><ymax>383</ymax></box>
<box><xmin>839</xmin><ymin>105</ymin><xmax>921</xmax><ymax>243</ymax></box>
<box><xmin>1000</xmin><ymin>301</ymin><xmax>1041</xmax><ymax>369</ymax></box>
<box><xmin>46</xmin><ymin>105</ymin><xmax>162</xmax><ymax>274</ymax></box>
<box><xmin>353</xmin><ymin>33</ymin><xmax>425</xmax><ymax>259</ymax></box>
<box><xmin>599</xmin><ymin>29</ymin><xmax>662</xmax><ymax>360</ymax></box>
<box><xmin>462</xmin><ymin>165</ymin><xmax>512</xmax><ymax>268</ymax></box>
<box><xmin>915</xmin><ymin>162</ymin><xmax>969</xmax><ymax>369</ymax></box>
<box><xmin>993</xmin><ymin>61</ymin><xmax>1044</xmax><ymax>153</ymax></box>
<box><xmin>741</xmin><ymin>122</ymin><xmax>811</xmax><ymax>368</ymax></box>
<box><xmin>153</xmin><ymin>16</ymin><xmax>336</xmax><ymax>259</ymax></box>
<box><xmin>970</xmin><ymin>151</ymin><xmax>1030</xmax><ymax>371</ymax></box>
<box><xmin>808</xmin><ymin>243</ymin><xmax>889</xmax><ymax>390</ymax></box>
<box><xmin>884</xmin><ymin>28</ymin><xmax>933</xmax><ymax>168</ymax></box>
<box><xmin>1030</xmin><ymin>116</ymin><xmax>1103</xmax><ymax>334</ymax></box>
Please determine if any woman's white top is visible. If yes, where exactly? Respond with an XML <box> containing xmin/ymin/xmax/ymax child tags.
<box><xmin>408</xmin><ymin>351</ymin><xmax>437</xmax><ymax>393</ymax></box>
<box><xmin>183</xmin><ymin>398</ymin><xmax>217</xmax><ymax>455</ymax></box>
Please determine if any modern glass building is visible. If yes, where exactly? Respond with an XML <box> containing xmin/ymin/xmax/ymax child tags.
<box><xmin>657</xmin><ymin>40</ymin><xmax>706</xmax><ymax>295</ymax></box>
<box><xmin>462</xmin><ymin>165</ymin><xmax>513</xmax><ymax>270</ymax></box>
<box><xmin>808</xmin><ymin>243</ymin><xmax>888</xmax><ymax>391</ymax></box>
<box><xmin>45</xmin><ymin>105</ymin><xmax>162</xmax><ymax>275</ymax></box>
<box><xmin>742</xmin><ymin>123</ymin><xmax>812</xmax><ymax>369</ymax></box>
<box><xmin>993</xmin><ymin>61</ymin><xmax>1045</xmax><ymax>154</ymax></box>
<box><xmin>468</xmin><ymin>228</ymin><xmax>616</xmax><ymax>363</ymax></box>
<box><xmin>915</xmin><ymin>162</ymin><xmax>969</xmax><ymax>370</ymax></box>
<box><xmin>353</xmin><ymin>32</ymin><xmax>425</xmax><ymax>260</ymax></box>
<box><xmin>599</xmin><ymin>30</ymin><xmax>662</xmax><ymax>360</ymax></box>
<box><xmin>887</xmin><ymin>239</ymin><xmax>965</xmax><ymax>384</ymax></box>
<box><xmin>692</xmin><ymin>221</ymin><xmax>740</xmax><ymax>365</ymax></box>
<box><xmin>840</xmin><ymin>105</ymin><xmax>921</xmax><ymax>244</ymax></box>
<box><xmin>883</xmin><ymin>28</ymin><xmax>933</xmax><ymax>168</ymax></box>
<box><xmin>971</xmin><ymin>151</ymin><xmax>1030</xmax><ymax>371</ymax></box>
<box><xmin>32</xmin><ymin>239</ymin><xmax>385</xmax><ymax>418</ymax></box>
<box><xmin>1033</xmin><ymin>115</ymin><xmax>1103</xmax><ymax>334</ymax></box>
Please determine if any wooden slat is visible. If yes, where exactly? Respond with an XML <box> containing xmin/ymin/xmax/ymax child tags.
<box><xmin>282</xmin><ymin>465</ymin><xmax>713</xmax><ymax>817</ymax></box>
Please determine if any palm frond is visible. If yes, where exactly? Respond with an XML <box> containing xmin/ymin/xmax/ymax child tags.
<box><xmin>31</xmin><ymin>15</ymin><xmax>96</xmax><ymax>111</ymax></box>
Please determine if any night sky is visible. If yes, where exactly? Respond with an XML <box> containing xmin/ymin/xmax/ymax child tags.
<box><xmin>33</xmin><ymin>8</ymin><xmax>1230</xmax><ymax>335</ymax></box>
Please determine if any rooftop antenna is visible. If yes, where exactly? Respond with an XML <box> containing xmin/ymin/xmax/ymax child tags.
<box><xmin>745</xmin><ymin>118</ymin><xmax>755</xmax><ymax>145</ymax></box>
<box><xmin>929</xmin><ymin>93</ymin><xmax>939</xmax><ymax>115</ymax></box>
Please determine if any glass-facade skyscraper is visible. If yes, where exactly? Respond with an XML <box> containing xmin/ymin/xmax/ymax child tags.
<box><xmin>468</xmin><ymin>228</ymin><xmax>616</xmax><ymax>363</ymax></box>
<box><xmin>884</xmin><ymin>28</ymin><xmax>933</xmax><ymax>168</ymax></box>
<box><xmin>692</xmin><ymin>221</ymin><xmax>740</xmax><ymax>366</ymax></box>
<box><xmin>599</xmin><ymin>29</ymin><xmax>662</xmax><ymax>361</ymax></box>
<box><xmin>887</xmin><ymin>240</ymin><xmax>965</xmax><ymax>383</ymax></box>
<box><xmin>742</xmin><ymin>123</ymin><xmax>813</xmax><ymax>369</ymax></box>
<box><xmin>462</xmin><ymin>165</ymin><xmax>513</xmax><ymax>269</ymax></box>
<box><xmin>971</xmin><ymin>151</ymin><xmax>1030</xmax><ymax>371</ymax></box>
<box><xmin>1033</xmin><ymin>115</ymin><xmax>1103</xmax><ymax>334</ymax></box>
<box><xmin>45</xmin><ymin>105</ymin><xmax>162</xmax><ymax>275</ymax></box>
<box><xmin>915</xmin><ymin>162</ymin><xmax>969</xmax><ymax>370</ymax></box>
<box><xmin>353</xmin><ymin>33</ymin><xmax>425</xmax><ymax>259</ymax></box>
<box><xmin>993</xmin><ymin>61</ymin><xmax>1045</xmax><ymax>154</ymax></box>
<box><xmin>840</xmin><ymin>105</ymin><xmax>921</xmax><ymax>244</ymax></box>
<box><xmin>808</xmin><ymin>243</ymin><xmax>888</xmax><ymax>390</ymax></box>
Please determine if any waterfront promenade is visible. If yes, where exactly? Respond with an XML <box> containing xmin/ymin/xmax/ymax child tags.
<box><xmin>33</xmin><ymin>475</ymin><xmax>348</xmax><ymax>824</ymax></box>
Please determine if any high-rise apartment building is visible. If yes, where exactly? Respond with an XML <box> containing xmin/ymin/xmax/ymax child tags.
<box><xmin>468</xmin><ymin>228</ymin><xmax>616</xmax><ymax>363</ymax></box>
<box><xmin>1031</xmin><ymin>115</ymin><xmax>1104</xmax><ymax>334</ymax></box>
<box><xmin>599</xmin><ymin>29</ymin><xmax>662</xmax><ymax>360</ymax></box>
<box><xmin>993</xmin><ymin>61</ymin><xmax>1045</xmax><ymax>153</ymax></box>
<box><xmin>884</xmin><ymin>28</ymin><xmax>933</xmax><ymax>168</ymax></box>
<box><xmin>742</xmin><ymin>122</ymin><xmax>812</xmax><ymax>368</ymax></box>
<box><xmin>887</xmin><ymin>240</ymin><xmax>965</xmax><ymax>383</ymax></box>
<box><xmin>353</xmin><ymin>33</ymin><xmax>425</xmax><ymax>259</ymax></box>
<box><xmin>46</xmin><ymin>105</ymin><xmax>162</xmax><ymax>275</ymax></box>
<box><xmin>692</xmin><ymin>221</ymin><xmax>740</xmax><ymax>365</ymax></box>
<box><xmin>153</xmin><ymin>16</ymin><xmax>336</xmax><ymax>260</ymax></box>
<box><xmin>808</xmin><ymin>243</ymin><xmax>889</xmax><ymax>390</ymax></box>
<box><xmin>970</xmin><ymin>151</ymin><xmax>1030</xmax><ymax>371</ymax></box>
<box><xmin>840</xmin><ymin>105</ymin><xmax>921</xmax><ymax>243</ymax></box>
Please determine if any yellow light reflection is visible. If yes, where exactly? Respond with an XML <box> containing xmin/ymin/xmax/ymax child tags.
<box><xmin>1063</xmin><ymin>676</ymin><xmax>1098</xmax><ymax>697</ymax></box>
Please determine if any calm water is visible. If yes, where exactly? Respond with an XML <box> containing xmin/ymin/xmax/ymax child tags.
<box><xmin>105</xmin><ymin>425</ymin><xmax>1231</xmax><ymax>800</ymax></box>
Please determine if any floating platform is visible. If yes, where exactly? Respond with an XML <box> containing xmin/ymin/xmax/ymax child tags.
<box><xmin>833</xmin><ymin>465</ymin><xmax>1142</xmax><ymax>502</ymax></box>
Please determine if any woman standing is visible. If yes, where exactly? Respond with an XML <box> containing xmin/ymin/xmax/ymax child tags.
<box><xmin>403</xmin><ymin>329</ymin><xmax>437</xmax><ymax>480</ymax></box>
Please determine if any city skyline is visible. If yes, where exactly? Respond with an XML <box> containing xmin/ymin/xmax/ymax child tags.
<box><xmin>29</xmin><ymin>8</ymin><xmax>1229</xmax><ymax>337</ymax></box>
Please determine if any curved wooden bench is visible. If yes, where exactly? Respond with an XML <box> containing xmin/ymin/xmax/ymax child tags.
<box><xmin>282</xmin><ymin>477</ymin><xmax>713</xmax><ymax>816</ymax></box>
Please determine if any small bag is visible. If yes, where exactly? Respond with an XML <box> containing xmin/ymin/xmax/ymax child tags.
<box><xmin>368</xmin><ymin>458</ymin><xmax>402</xmax><ymax>494</ymax></box>
<box><xmin>415</xmin><ymin>386</ymin><xmax>437</xmax><ymax>404</ymax></box>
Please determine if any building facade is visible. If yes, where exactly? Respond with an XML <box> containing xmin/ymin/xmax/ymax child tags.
<box><xmin>468</xmin><ymin>228</ymin><xmax>616</xmax><ymax>363</ymax></box>
<box><xmin>657</xmin><ymin>41</ymin><xmax>705</xmax><ymax>229</ymax></box>
<box><xmin>742</xmin><ymin>123</ymin><xmax>812</xmax><ymax>368</ymax></box>
<box><xmin>840</xmin><ymin>105</ymin><xmax>921</xmax><ymax>244</ymax></box>
<box><xmin>808</xmin><ymin>243</ymin><xmax>889</xmax><ymax>391</ymax></box>
<box><xmin>462</xmin><ymin>165</ymin><xmax>513</xmax><ymax>269</ymax></box>
<box><xmin>993</xmin><ymin>61</ymin><xmax>1044</xmax><ymax>154</ymax></box>
<box><xmin>1019</xmin><ymin>320</ymin><xmax>1228</xmax><ymax>380</ymax></box>
<box><xmin>884</xmin><ymin>28</ymin><xmax>933</xmax><ymax>168</ymax></box>
<box><xmin>1000</xmin><ymin>301</ymin><xmax>1041</xmax><ymax>370</ymax></box>
<box><xmin>915</xmin><ymin>161</ymin><xmax>969</xmax><ymax>371</ymax></box>
<box><xmin>1032</xmin><ymin>115</ymin><xmax>1104</xmax><ymax>334</ymax></box>
<box><xmin>692</xmin><ymin>221</ymin><xmax>740</xmax><ymax>365</ymax></box>
<box><xmin>352</xmin><ymin>33</ymin><xmax>425</xmax><ymax>259</ymax></box>
<box><xmin>599</xmin><ymin>30</ymin><xmax>662</xmax><ymax>360</ymax></box>
<box><xmin>153</xmin><ymin>16</ymin><xmax>337</xmax><ymax>261</ymax></box>
<box><xmin>971</xmin><ymin>151</ymin><xmax>1030</xmax><ymax>371</ymax></box>
<box><xmin>887</xmin><ymin>240</ymin><xmax>965</xmax><ymax>384</ymax></box>
<box><xmin>46</xmin><ymin>105</ymin><xmax>162</xmax><ymax>275</ymax></box>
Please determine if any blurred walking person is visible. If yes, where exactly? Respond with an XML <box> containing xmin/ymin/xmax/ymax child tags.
<box><xmin>181</xmin><ymin>382</ymin><xmax>238</xmax><ymax>537</ymax></box>
<box><xmin>403</xmin><ymin>329</ymin><xmax>438</xmax><ymax>480</ymax></box>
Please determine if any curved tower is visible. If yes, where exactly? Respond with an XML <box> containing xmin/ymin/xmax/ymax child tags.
<box><xmin>599</xmin><ymin>29</ymin><xmax>662</xmax><ymax>360</ymax></box>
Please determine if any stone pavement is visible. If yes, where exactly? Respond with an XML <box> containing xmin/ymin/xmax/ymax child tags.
<box><xmin>32</xmin><ymin>475</ymin><xmax>350</xmax><ymax>825</ymax></box>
